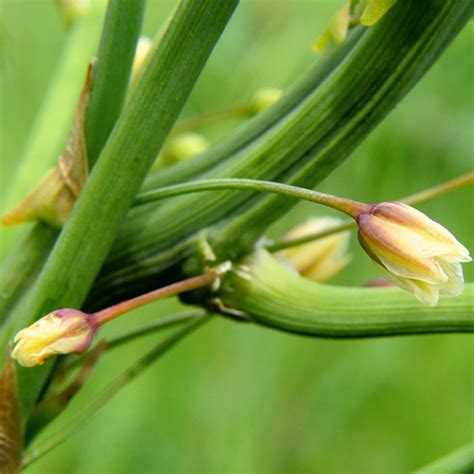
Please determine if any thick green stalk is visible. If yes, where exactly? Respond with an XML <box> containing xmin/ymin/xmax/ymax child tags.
<box><xmin>217</xmin><ymin>250</ymin><xmax>474</xmax><ymax>338</ymax></box>
<box><xmin>85</xmin><ymin>0</ymin><xmax>146</xmax><ymax>166</ymax></box>
<box><xmin>2</xmin><ymin>0</ymin><xmax>238</xmax><ymax>423</ymax></box>
<box><xmin>91</xmin><ymin>0</ymin><xmax>472</xmax><ymax>305</ymax></box>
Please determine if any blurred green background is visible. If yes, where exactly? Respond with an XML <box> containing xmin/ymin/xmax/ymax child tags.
<box><xmin>1</xmin><ymin>1</ymin><xmax>473</xmax><ymax>473</ymax></box>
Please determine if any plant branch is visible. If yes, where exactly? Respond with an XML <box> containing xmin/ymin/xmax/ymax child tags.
<box><xmin>85</xmin><ymin>0</ymin><xmax>146</xmax><ymax>167</ymax></box>
<box><xmin>134</xmin><ymin>178</ymin><xmax>368</xmax><ymax>217</ymax></box>
<box><xmin>267</xmin><ymin>172</ymin><xmax>474</xmax><ymax>252</ymax></box>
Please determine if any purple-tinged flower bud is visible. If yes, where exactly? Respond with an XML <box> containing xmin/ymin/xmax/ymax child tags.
<box><xmin>356</xmin><ymin>202</ymin><xmax>471</xmax><ymax>306</ymax></box>
<box><xmin>12</xmin><ymin>309</ymin><xmax>96</xmax><ymax>367</ymax></box>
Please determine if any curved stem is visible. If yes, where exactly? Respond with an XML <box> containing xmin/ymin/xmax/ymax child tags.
<box><xmin>135</xmin><ymin>178</ymin><xmax>368</xmax><ymax>217</ymax></box>
<box><xmin>267</xmin><ymin>172</ymin><xmax>474</xmax><ymax>252</ymax></box>
<box><xmin>173</xmin><ymin>104</ymin><xmax>251</xmax><ymax>133</ymax></box>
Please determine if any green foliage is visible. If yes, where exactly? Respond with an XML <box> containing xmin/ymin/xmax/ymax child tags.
<box><xmin>0</xmin><ymin>1</ymin><xmax>472</xmax><ymax>472</ymax></box>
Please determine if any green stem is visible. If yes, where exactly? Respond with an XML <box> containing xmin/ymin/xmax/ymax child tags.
<box><xmin>173</xmin><ymin>104</ymin><xmax>252</xmax><ymax>134</ymax></box>
<box><xmin>2</xmin><ymin>0</ymin><xmax>238</xmax><ymax>424</ymax></box>
<box><xmin>21</xmin><ymin>314</ymin><xmax>211</xmax><ymax>469</ymax></box>
<box><xmin>414</xmin><ymin>443</ymin><xmax>474</xmax><ymax>474</ymax></box>
<box><xmin>267</xmin><ymin>172</ymin><xmax>474</xmax><ymax>252</ymax></box>
<box><xmin>218</xmin><ymin>250</ymin><xmax>474</xmax><ymax>338</ymax></box>
<box><xmin>85</xmin><ymin>0</ymin><xmax>146</xmax><ymax>167</ymax></box>
<box><xmin>402</xmin><ymin>172</ymin><xmax>474</xmax><ymax>206</ymax></box>
<box><xmin>92</xmin><ymin>273</ymin><xmax>216</xmax><ymax>326</ymax></box>
<box><xmin>135</xmin><ymin>178</ymin><xmax>368</xmax><ymax>217</ymax></box>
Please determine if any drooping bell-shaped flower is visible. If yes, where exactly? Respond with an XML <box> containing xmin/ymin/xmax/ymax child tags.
<box><xmin>12</xmin><ymin>309</ymin><xmax>96</xmax><ymax>367</ymax></box>
<box><xmin>355</xmin><ymin>201</ymin><xmax>471</xmax><ymax>306</ymax></box>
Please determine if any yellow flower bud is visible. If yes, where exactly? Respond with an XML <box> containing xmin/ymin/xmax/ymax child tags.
<box><xmin>356</xmin><ymin>202</ymin><xmax>471</xmax><ymax>306</ymax></box>
<box><xmin>249</xmin><ymin>88</ymin><xmax>283</xmax><ymax>114</ymax></box>
<box><xmin>56</xmin><ymin>0</ymin><xmax>91</xmax><ymax>28</ymax></box>
<box><xmin>12</xmin><ymin>309</ymin><xmax>96</xmax><ymax>367</ymax></box>
<box><xmin>160</xmin><ymin>132</ymin><xmax>209</xmax><ymax>166</ymax></box>
<box><xmin>132</xmin><ymin>36</ymin><xmax>153</xmax><ymax>76</ymax></box>
<box><xmin>281</xmin><ymin>217</ymin><xmax>351</xmax><ymax>282</ymax></box>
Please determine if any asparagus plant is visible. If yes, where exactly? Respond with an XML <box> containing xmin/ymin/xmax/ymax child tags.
<box><xmin>0</xmin><ymin>0</ymin><xmax>472</xmax><ymax>471</ymax></box>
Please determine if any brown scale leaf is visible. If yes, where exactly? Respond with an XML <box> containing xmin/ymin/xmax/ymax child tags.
<box><xmin>2</xmin><ymin>63</ymin><xmax>92</xmax><ymax>229</ymax></box>
<box><xmin>0</xmin><ymin>355</ymin><xmax>22</xmax><ymax>474</ymax></box>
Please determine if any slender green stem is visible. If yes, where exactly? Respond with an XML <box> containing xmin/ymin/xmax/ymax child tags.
<box><xmin>218</xmin><ymin>250</ymin><xmax>474</xmax><ymax>338</ymax></box>
<box><xmin>85</xmin><ymin>0</ymin><xmax>146</xmax><ymax>167</ymax></box>
<box><xmin>173</xmin><ymin>104</ymin><xmax>251</xmax><ymax>133</ymax></box>
<box><xmin>92</xmin><ymin>273</ymin><xmax>216</xmax><ymax>326</ymax></box>
<box><xmin>135</xmin><ymin>178</ymin><xmax>368</xmax><ymax>217</ymax></box>
<box><xmin>414</xmin><ymin>443</ymin><xmax>474</xmax><ymax>474</ymax></box>
<box><xmin>21</xmin><ymin>314</ymin><xmax>211</xmax><ymax>469</ymax></box>
<box><xmin>106</xmin><ymin>310</ymin><xmax>204</xmax><ymax>350</ymax></box>
<box><xmin>267</xmin><ymin>172</ymin><xmax>474</xmax><ymax>252</ymax></box>
<box><xmin>402</xmin><ymin>172</ymin><xmax>474</xmax><ymax>206</ymax></box>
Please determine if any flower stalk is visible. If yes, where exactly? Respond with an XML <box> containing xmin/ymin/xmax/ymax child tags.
<box><xmin>12</xmin><ymin>273</ymin><xmax>217</xmax><ymax>367</ymax></box>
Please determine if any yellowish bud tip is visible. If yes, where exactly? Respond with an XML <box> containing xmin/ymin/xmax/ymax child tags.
<box><xmin>312</xmin><ymin>4</ymin><xmax>350</xmax><ymax>53</ymax></box>
<box><xmin>56</xmin><ymin>0</ymin><xmax>91</xmax><ymax>28</ymax></box>
<box><xmin>356</xmin><ymin>202</ymin><xmax>471</xmax><ymax>306</ymax></box>
<box><xmin>281</xmin><ymin>217</ymin><xmax>351</xmax><ymax>282</ymax></box>
<box><xmin>161</xmin><ymin>133</ymin><xmax>209</xmax><ymax>165</ymax></box>
<box><xmin>12</xmin><ymin>309</ymin><xmax>96</xmax><ymax>367</ymax></box>
<box><xmin>132</xmin><ymin>36</ymin><xmax>153</xmax><ymax>75</ymax></box>
<box><xmin>359</xmin><ymin>0</ymin><xmax>397</xmax><ymax>26</ymax></box>
<box><xmin>249</xmin><ymin>88</ymin><xmax>283</xmax><ymax>114</ymax></box>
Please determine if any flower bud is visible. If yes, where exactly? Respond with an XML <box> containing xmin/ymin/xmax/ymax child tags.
<box><xmin>160</xmin><ymin>132</ymin><xmax>209</xmax><ymax>166</ymax></box>
<box><xmin>56</xmin><ymin>0</ymin><xmax>91</xmax><ymax>28</ymax></box>
<box><xmin>248</xmin><ymin>88</ymin><xmax>283</xmax><ymax>114</ymax></box>
<box><xmin>132</xmin><ymin>36</ymin><xmax>153</xmax><ymax>76</ymax></box>
<box><xmin>281</xmin><ymin>217</ymin><xmax>351</xmax><ymax>282</ymax></box>
<box><xmin>12</xmin><ymin>309</ymin><xmax>96</xmax><ymax>367</ymax></box>
<box><xmin>356</xmin><ymin>202</ymin><xmax>471</xmax><ymax>306</ymax></box>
